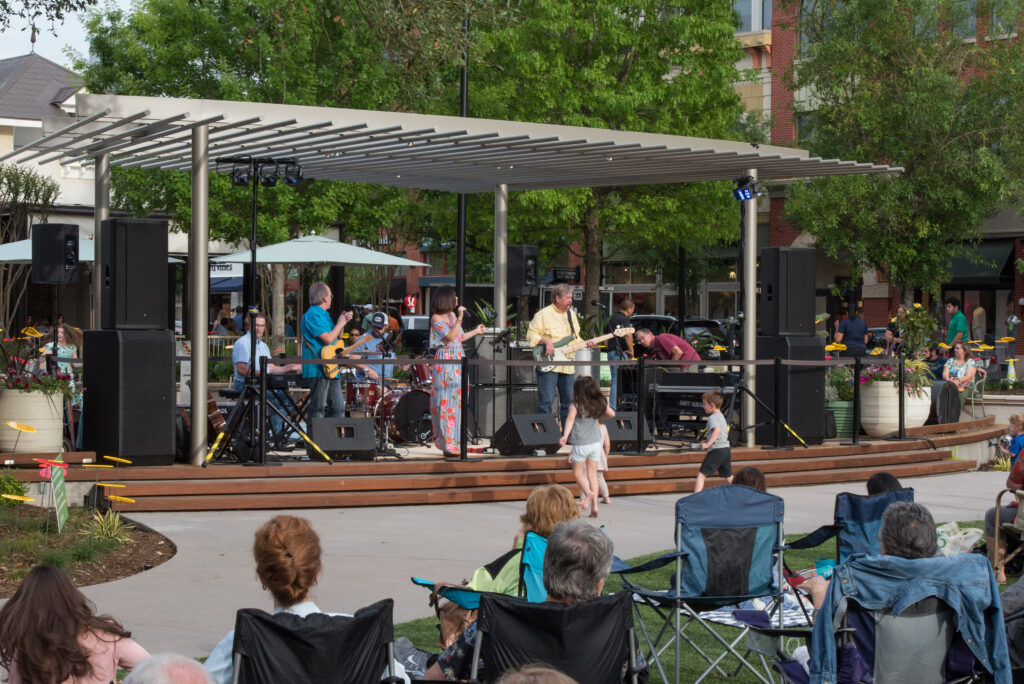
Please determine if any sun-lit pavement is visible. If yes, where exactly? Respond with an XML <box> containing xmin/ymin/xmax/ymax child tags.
<box><xmin>3</xmin><ymin>469</ymin><xmax>1006</xmax><ymax>659</ymax></box>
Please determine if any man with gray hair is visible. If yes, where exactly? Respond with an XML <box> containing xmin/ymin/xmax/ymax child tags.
<box><xmin>526</xmin><ymin>283</ymin><xmax>594</xmax><ymax>426</ymax></box>
<box><xmin>300</xmin><ymin>282</ymin><xmax>353</xmax><ymax>431</ymax></box>
<box><xmin>123</xmin><ymin>653</ymin><xmax>215</xmax><ymax>684</ymax></box>
<box><xmin>414</xmin><ymin>520</ymin><xmax>619</xmax><ymax>680</ymax></box>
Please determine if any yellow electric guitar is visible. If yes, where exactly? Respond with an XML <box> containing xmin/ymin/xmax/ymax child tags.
<box><xmin>321</xmin><ymin>332</ymin><xmax>374</xmax><ymax>378</ymax></box>
<box><xmin>533</xmin><ymin>327</ymin><xmax>635</xmax><ymax>373</ymax></box>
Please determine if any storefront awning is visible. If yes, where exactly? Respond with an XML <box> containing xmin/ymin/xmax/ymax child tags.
<box><xmin>948</xmin><ymin>239</ymin><xmax>1014</xmax><ymax>287</ymax></box>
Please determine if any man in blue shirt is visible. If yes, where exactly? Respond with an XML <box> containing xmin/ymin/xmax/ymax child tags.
<box><xmin>232</xmin><ymin>313</ymin><xmax>300</xmax><ymax>435</ymax></box>
<box><xmin>301</xmin><ymin>282</ymin><xmax>353</xmax><ymax>427</ymax></box>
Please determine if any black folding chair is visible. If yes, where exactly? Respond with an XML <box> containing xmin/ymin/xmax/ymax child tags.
<box><xmin>468</xmin><ymin>591</ymin><xmax>641</xmax><ymax>684</ymax></box>
<box><xmin>231</xmin><ymin>598</ymin><xmax>402</xmax><ymax>684</ymax></box>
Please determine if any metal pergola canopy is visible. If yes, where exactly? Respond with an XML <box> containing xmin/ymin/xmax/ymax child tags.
<box><xmin>3</xmin><ymin>93</ymin><xmax>902</xmax><ymax>190</ymax></box>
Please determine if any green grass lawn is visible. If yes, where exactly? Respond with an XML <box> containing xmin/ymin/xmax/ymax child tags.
<box><xmin>395</xmin><ymin>523</ymin><xmax>999</xmax><ymax>684</ymax></box>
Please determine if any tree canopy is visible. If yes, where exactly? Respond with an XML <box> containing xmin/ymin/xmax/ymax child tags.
<box><xmin>0</xmin><ymin>0</ymin><xmax>94</xmax><ymax>33</ymax></box>
<box><xmin>780</xmin><ymin>0</ymin><xmax>1024</xmax><ymax>298</ymax></box>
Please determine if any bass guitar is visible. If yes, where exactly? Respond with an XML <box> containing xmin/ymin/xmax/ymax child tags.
<box><xmin>321</xmin><ymin>332</ymin><xmax>374</xmax><ymax>379</ymax></box>
<box><xmin>532</xmin><ymin>327</ymin><xmax>635</xmax><ymax>373</ymax></box>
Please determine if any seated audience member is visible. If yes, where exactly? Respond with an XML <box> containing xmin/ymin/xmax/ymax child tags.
<box><xmin>732</xmin><ymin>467</ymin><xmax>766</xmax><ymax>491</ymax></box>
<box><xmin>124</xmin><ymin>653</ymin><xmax>215</xmax><ymax>684</ymax></box>
<box><xmin>983</xmin><ymin>414</ymin><xmax>1024</xmax><ymax>583</ymax></box>
<box><xmin>0</xmin><ymin>564</ymin><xmax>150</xmax><ymax>683</ymax></box>
<box><xmin>418</xmin><ymin>520</ymin><xmax>635</xmax><ymax>682</ymax></box>
<box><xmin>925</xmin><ymin>345</ymin><xmax>947</xmax><ymax>383</ymax></box>
<box><xmin>866</xmin><ymin>471</ymin><xmax>903</xmax><ymax>496</ymax></box>
<box><xmin>998</xmin><ymin>574</ymin><xmax>1024</xmax><ymax>671</ymax></box>
<box><xmin>203</xmin><ymin>514</ymin><xmax>408</xmax><ymax>683</ymax></box>
<box><xmin>495</xmin><ymin>664</ymin><xmax>579</xmax><ymax>684</ymax></box>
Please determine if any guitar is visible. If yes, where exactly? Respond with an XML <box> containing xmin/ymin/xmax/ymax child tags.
<box><xmin>532</xmin><ymin>327</ymin><xmax>635</xmax><ymax>373</ymax></box>
<box><xmin>183</xmin><ymin>341</ymin><xmax>225</xmax><ymax>436</ymax></box>
<box><xmin>321</xmin><ymin>332</ymin><xmax>374</xmax><ymax>379</ymax></box>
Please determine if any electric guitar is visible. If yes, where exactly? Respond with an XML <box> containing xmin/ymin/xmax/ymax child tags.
<box><xmin>321</xmin><ymin>332</ymin><xmax>374</xmax><ymax>379</ymax></box>
<box><xmin>532</xmin><ymin>327</ymin><xmax>635</xmax><ymax>373</ymax></box>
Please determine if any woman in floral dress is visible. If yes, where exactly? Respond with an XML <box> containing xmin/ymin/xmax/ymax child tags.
<box><xmin>430</xmin><ymin>286</ymin><xmax>485</xmax><ymax>456</ymax></box>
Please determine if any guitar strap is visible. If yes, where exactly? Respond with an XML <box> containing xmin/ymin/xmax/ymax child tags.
<box><xmin>303</xmin><ymin>338</ymin><xmax>327</xmax><ymax>379</ymax></box>
<box><xmin>566</xmin><ymin>309</ymin><xmax>576</xmax><ymax>338</ymax></box>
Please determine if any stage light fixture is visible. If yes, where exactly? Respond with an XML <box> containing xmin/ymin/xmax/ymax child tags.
<box><xmin>230</xmin><ymin>165</ymin><xmax>250</xmax><ymax>187</ymax></box>
<box><xmin>259</xmin><ymin>165</ymin><xmax>279</xmax><ymax>188</ymax></box>
<box><xmin>283</xmin><ymin>163</ymin><xmax>303</xmax><ymax>187</ymax></box>
<box><xmin>732</xmin><ymin>175</ymin><xmax>758</xmax><ymax>201</ymax></box>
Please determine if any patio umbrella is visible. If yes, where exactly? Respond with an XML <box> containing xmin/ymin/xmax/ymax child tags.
<box><xmin>210</xmin><ymin>235</ymin><xmax>428</xmax><ymax>268</ymax></box>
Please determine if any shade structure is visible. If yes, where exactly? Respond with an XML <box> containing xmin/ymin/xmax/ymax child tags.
<box><xmin>211</xmin><ymin>235</ymin><xmax>428</xmax><ymax>268</ymax></box>
<box><xmin>0</xmin><ymin>238</ymin><xmax>181</xmax><ymax>264</ymax></box>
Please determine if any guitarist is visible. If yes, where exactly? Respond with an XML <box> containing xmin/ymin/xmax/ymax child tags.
<box><xmin>526</xmin><ymin>283</ymin><xmax>595</xmax><ymax>426</ymax></box>
<box><xmin>301</xmin><ymin>282</ymin><xmax>354</xmax><ymax>430</ymax></box>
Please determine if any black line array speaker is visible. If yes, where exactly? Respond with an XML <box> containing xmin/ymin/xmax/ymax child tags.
<box><xmin>83</xmin><ymin>330</ymin><xmax>175</xmax><ymax>464</ymax></box>
<box><xmin>492</xmin><ymin>414</ymin><xmax>561</xmax><ymax>456</ymax></box>
<box><xmin>754</xmin><ymin>335</ymin><xmax>826</xmax><ymax>446</ymax></box>
<box><xmin>507</xmin><ymin>245</ymin><xmax>539</xmax><ymax>297</ymax></box>
<box><xmin>100</xmin><ymin>217</ymin><xmax>168</xmax><ymax>329</ymax></box>
<box><xmin>310</xmin><ymin>417</ymin><xmax>376</xmax><ymax>460</ymax></box>
<box><xmin>760</xmin><ymin>247</ymin><xmax>815</xmax><ymax>337</ymax></box>
<box><xmin>602</xmin><ymin>412</ymin><xmax>652</xmax><ymax>452</ymax></box>
<box><xmin>31</xmin><ymin>223</ymin><xmax>79</xmax><ymax>285</ymax></box>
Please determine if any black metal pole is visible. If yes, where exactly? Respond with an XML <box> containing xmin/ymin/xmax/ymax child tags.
<box><xmin>636</xmin><ymin>356</ymin><xmax>647</xmax><ymax>453</ymax></box>
<box><xmin>455</xmin><ymin>14</ymin><xmax>469</xmax><ymax>308</ymax></box>
<box><xmin>259</xmin><ymin>355</ymin><xmax>268</xmax><ymax>465</ymax></box>
<box><xmin>248</xmin><ymin>160</ymin><xmax>259</xmax><ymax>456</ymax></box>
<box><xmin>773</xmin><ymin>356</ymin><xmax>783</xmax><ymax>447</ymax></box>
<box><xmin>842</xmin><ymin>357</ymin><xmax>868</xmax><ymax>445</ymax></box>
<box><xmin>677</xmin><ymin>246</ymin><xmax>686</xmax><ymax>321</ymax></box>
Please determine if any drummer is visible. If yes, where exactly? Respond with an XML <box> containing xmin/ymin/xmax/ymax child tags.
<box><xmin>350</xmin><ymin>312</ymin><xmax>397</xmax><ymax>386</ymax></box>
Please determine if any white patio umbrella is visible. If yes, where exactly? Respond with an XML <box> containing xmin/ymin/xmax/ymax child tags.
<box><xmin>210</xmin><ymin>235</ymin><xmax>428</xmax><ymax>268</ymax></box>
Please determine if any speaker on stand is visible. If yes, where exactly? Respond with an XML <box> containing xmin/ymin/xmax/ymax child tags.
<box><xmin>760</xmin><ymin>247</ymin><xmax>815</xmax><ymax>337</ymax></box>
<box><xmin>100</xmin><ymin>217</ymin><xmax>169</xmax><ymax>330</ymax></box>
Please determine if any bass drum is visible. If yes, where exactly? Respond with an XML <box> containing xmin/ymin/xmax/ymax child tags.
<box><xmin>374</xmin><ymin>389</ymin><xmax>432</xmax><ymax>443</ymax></box>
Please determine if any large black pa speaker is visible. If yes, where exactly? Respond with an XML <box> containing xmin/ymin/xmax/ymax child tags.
<box><xmin>507</xmin><ymin>245</ymin><xmax>539</xmax><ymax>297</ymax></box>
<box><xmin>310</xmin><ymin>417</ymin><xmax>376</xmax><ymax>460</ymax></box>
<box><xmin>760</xmin><ymin>247</ymin><xmax>815</xmax><ymax>336</ymax></box>
<box><xmin>602</xmin><ymin>412</ymin><xmax>652</xmax><ymax>452</ymax></box>
<box><xmin>508</xmin><ymin>343</ymin><xmax>535</xmax><ymax>386</ymax></box>
<box><xmin>31</xmin><ymin>223</ymin><xmax>78</xmax><ymax>285</ymax></box>
<box><xmin>100</xmin><ymin>217</ymin><xmax>168</xmax><ymax>329</ymax></box>
<box><xmin>492</xmin><ymin>414</ymin><xmax>561</xmax><ymax>456</ymax></box>
<box><xmin>83</xmin><ymin>329</ymin><xmax>175</xmax><ymax>464</ymax></box>
<box><xmin>754</xmin><ymin>335</ymin><xmax>826</xmax><ymax>446</ymax></box>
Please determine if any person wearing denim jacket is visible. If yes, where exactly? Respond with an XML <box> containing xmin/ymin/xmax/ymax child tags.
<box><xmin>809</xmin><ymin>552</ymin><xmax>1010</xmax><ymax>683</ymax></box>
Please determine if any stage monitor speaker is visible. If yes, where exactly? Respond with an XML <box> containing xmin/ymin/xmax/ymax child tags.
<box><xmin>754</xmin><ymin>335</ymin><xmax>826</xmax><ymax>446</ymax></box>
<box><xmin>507</xmin><ymin>245</ymin><xmax>539</xmax><ymax>297</ymax></box>
<box><xmin>602</xmin><ymin>412</ymin><xmax>652</xmax><ymax>452</ymax></box>
<box><xmin>760</xmin><ymin>247</ymin><xmax>815</xmax><ymax>337</ymax></box>
<box><xmin>310</xmin><ymin>417</ymin><xmax>376</xmax><ymax>460</ymax></box>
<box><xmin>31</xmin><ymin>223</ymin><xmax>78</xmax><ymax>285</ymax></box>
<box><xmin>83</xmin><ymin>329</ymin><xmax>175</xmax><ymax>465</ymax></box>
<box><xmin>100</xmin><ymin>217</ymin><xmax>169</xmax><ymax>329</ymax></box>
<box><xmin>492</xmin><ymin>414</ymin><xmax>561</xmax><ymax>456</ymax></box>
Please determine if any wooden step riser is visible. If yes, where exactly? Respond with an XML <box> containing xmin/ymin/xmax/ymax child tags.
<box><xmin>111</xmin><ymin>459</ymin><xmax>974</xmax><ymax>512</ymax></box>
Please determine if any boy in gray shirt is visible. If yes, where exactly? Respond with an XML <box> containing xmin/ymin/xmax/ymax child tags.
<box><xmin>696</xmin><ymin>389</ymin><xmax>733</xmax><ymax>492</ymax></box>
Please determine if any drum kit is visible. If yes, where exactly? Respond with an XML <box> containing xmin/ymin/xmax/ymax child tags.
<box><xmin>344</xmin><ymin>361</ymin><xmax>434</xmax><ymax>445</ymax></box>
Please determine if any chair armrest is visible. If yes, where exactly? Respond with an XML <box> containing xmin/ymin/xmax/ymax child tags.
<box><xmin>612</xmin><ymin>551</ymin><xmax>688</xmax><ymax>576</ymax></box>
<box><xmin>410</xmin><ymin>577</ymin><xmax>482</xmax><ymax>610</ymax></box>
<box><xmin>785</xmin><ymin>525</ymin><xmax>840</xmax><ymax>551</ymax></box>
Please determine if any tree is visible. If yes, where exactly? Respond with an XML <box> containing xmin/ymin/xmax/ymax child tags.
<box><xmin>0</xmin><ymin>162</ymin><xmax>60</xmax><ymax>333</ymax></box>
<box><xmin>463</xmin><ymin>0</ymin><xmax>748</xmax><ymax>313</ymax></box>
<box><xmin>0</xmin><ymin>0</ymin><xmax>95</xmax><ymax>33</ymax></box>
<box><xmin>779</xmin><ymin>0</ymin><xmax>1024</xmax><ymax>300</ymax></box>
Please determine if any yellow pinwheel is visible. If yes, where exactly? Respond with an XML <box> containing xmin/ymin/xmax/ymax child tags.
<box><xmin>103</xmin><ymin>455</ymin><xmax>132</xmax><ymax>464</ymax></box>
<box><xmin>999</xmin><ymin>336</ymin><xmax>1016</xmax><ymax>343</ymax></box>
<box><xmin>20</xmin><ymin>326</ymin><xmax>42</xmax><ymax>337</ymax></box>
<box><xmin>938</xmin><ymin>342</ymin><xmax>951</xmax><ymax>349</ymax></box>
<box><xmin>7</xmin><ymin>421</ymin><xmax>36</xmax><ymax>433</ymax></box>
<box><xmin>869</xmin><ymin>347</ymin><xmax>883</xmax><ymax>356</ymax></box>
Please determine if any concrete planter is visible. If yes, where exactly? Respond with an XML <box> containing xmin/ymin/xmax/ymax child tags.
<box><xmin>859</xmin><ymin>382</ymin><xmax>930</xmax><ymax>437</ymax></box>
<box><xmin>0</xmin><ymin>389</ymin><xmax>64</xmax><ymax>452</ymax></box>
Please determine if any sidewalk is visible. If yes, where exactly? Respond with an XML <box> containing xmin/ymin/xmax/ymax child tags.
<box><xmin>40</xmin><ymin>470</ymin><xmax>1011</xmax><ymax>658</ymax></box>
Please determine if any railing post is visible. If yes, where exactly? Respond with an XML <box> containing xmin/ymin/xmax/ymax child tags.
<box><xmin>842</xmin><ymin>356</ymin><xmax>869</xmax><ymax>445</ymax></box>
<box><xmin>636</xmin><ymin>356</ymin><xmax>647</xmax><ymax>453</ymax></box>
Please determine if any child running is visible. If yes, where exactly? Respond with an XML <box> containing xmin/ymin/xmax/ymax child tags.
<box><xmin>558</xmin><ymin>375</ymin><xmax>614</xmax><ymax>517</ymax></box>
<box><xmin>696</xmin><ymin>389</ymin><xmax>733</xmax><ymax>493</ymax></box>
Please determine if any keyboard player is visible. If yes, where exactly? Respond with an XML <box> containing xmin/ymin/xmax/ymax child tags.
<box><xmin>232</xmin><ymin>312</ymin><xmax>302</xmax><ymax>435</ymax></box>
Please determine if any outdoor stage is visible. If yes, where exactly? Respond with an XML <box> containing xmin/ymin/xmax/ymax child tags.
<box><xmin>4</xmin><ymin>415</ymin><xmax>999</xmax><ymax>512</ymax></box>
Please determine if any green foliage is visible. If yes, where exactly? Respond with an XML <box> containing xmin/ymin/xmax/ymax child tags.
<box><xmin>825</xmin><ymin>364</ymin><xmax>855</xmax><ymax>402</ymax></box>
<box><xmin>210</xmin><ymin>360</ymin><xmax>234</xmax><ymax>383</ymax></box>
<box><xmin>0</xmin><ymin>0</ymin><xmax>96</xmax><ymax>33</ymax></box>
<box><xmin>780</xmin><ymin>0</ymin><xmax>1024</xmax><ymax>298</ymax></box>
<box><xmin>993</xmin><ymin>454</ymin><xmax>1012</xmax><ymax>472</ymax></box>
<box><xmin>896</xmin><ymin>304</ymin><xmax>940</xmax><ymax>358</ymax></box>
<box><xmin>986</xmin><ymin>379</ymin><xmax>1024</xmax><ymax>393</ymax></box>
<box><xmin>86</xmin><ymin>509</ymin><xmax>136</xmax><ymax>544</ymax></box>
<box><xmin>0</xmin><ymin>469</ymin><xmax>27</xmax><ymax>507</ymax></box>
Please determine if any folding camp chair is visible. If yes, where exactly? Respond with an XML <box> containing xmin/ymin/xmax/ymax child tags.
<box><xmin>468</xmin><ymin>590</ymin><xmax>641</xmax><ymax>684</ymax></box>
<box><xmin>613</xmin><ymin>485</ymin><xmax>786</xmax><ymax>684</ymax></box>
<box><xmin>231</xmin><ymin>598</ymin><xmax>402</xmax><ymax>684</ymax></box>
<box><xmin>787</xmin><ymin>488</ymin><xmax>914</xmax><ymax>565</ymax></box>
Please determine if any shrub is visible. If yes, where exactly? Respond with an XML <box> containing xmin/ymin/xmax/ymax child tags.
<box><xmin>0</xmin><ymin>469</ymin><xmax>28</xmax><ymax>507</ymax></box>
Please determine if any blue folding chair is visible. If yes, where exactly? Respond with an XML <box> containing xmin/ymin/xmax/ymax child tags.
<box><xmin>787</xmin><ymin>488</ymin><xmax>914</xmax><ymax>564</ymax></box>
<box><xmin>613</xmin><ymin>485</ymin><xmax>786</xmax><ymax>684</ymax></box>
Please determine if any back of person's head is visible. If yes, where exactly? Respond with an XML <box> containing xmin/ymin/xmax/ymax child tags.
<box><xmin>253</xmin><ymin>515</ymin><xmax>322</xmax><ymax>607</ymax></box>
<box><xmin>543</xmin><ymin>521</ymin><xmax>613</xmax><ymax>603</ymax></box>
<box><xmin>572</xmin><ymin>375</ymin><xmax>606</xmax><ymax>419</ymax></box>
<box><xmin>431</xmin><ymin>286</ymin><xmax>457</xmax><ymax>315</ymax></box>
<box><xmin>520</xmin><ymin>484</ymin><xmax>580</xmax><ymax>538</ymax></box>
<box><xmin>495</xmin><ymin>664</ymin><xmax>580</xmax><ymax>684</ymax></box>
<box><xmin>733</xmin><ymin>467</ymin><xmax>766</xmax><ymax>492</ymax></box>
<box><xmin>866</xmin><ymin>471</ymin><xmax>903</xmax><ymax>496</ymax></box>
<box><xmin>123</xmin><ymin>653</ymin><xmax>214</xmax><ymax>684</ymax></box>
<box><xmin>0</xmin><ymin>564</ymin><xmax>130</xmax><ymax>682</ymax></box>
<box><xmin>702</xmin><ymin>389</ymin><xmax>724</xmax><ymax>409</ymax></box>
<box><xmin>879</xmin><ymin>502</ymin><xmax>938</xmax><ymax>559</ymax></box>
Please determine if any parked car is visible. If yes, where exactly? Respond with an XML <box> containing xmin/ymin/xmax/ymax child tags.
<box><xmin>630</xmin><ymin>314</ymin><xmax>680</xmax><ymax>336</ymax></box>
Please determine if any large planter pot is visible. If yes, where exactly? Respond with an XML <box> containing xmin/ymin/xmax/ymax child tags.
<box><xmin>859</xmin><ymin>382</ymin><xmax>930</xmax><ymax>437</ymax></box>
<box><xmin>0</xmin><ymin>389</ymin><xmax>64</xmax><ymax>452</ymax></box>
<box><xmin>826</xmin><ymin>400</ymin><xmax>855</xmax><ymax>439</ymax></box>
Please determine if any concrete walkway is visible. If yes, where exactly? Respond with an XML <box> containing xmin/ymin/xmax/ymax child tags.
<box><xmin>10</xmin><ymin>470</ymin><xmax>1010</xmax><ymax>659</ymax></box>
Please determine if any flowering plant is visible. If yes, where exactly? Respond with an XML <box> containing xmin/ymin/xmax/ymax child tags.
<box><xmin>859</xmin><ymin>357</ymin><xmax>931</xmax><ymax>398</ymax></box>
<box><xmin>825</xmin><ymin>364</ymin><xmax>856</xmax><ymax>402</ymax></box>
<box><xmin>894</xmin><ymin>303</ymin><xmax>939</xmax><ymax>358</ymax></box>
<box><xmin>0</xmin><ymin>327</ymin><xmax>78</xmax><ymax>400</ymax></box>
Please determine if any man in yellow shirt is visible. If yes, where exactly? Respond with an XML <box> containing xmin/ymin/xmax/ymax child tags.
<box><xmin>526</xmin><ymin>283</ymin><xmax>594</xmax><ymax>425</ymax></box>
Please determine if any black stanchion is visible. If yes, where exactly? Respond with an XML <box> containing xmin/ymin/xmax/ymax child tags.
<box><xmin>451</xmin><ymin>356</ymin><xmax>479</xmax><ymax>462</ymax></box>
<box><xmin>636</xmin><ymin>356</ymin><xmax>647</xmax><ymax>453</ymax></box>
<box><xmin>885</xmin><ymin>356</ymin><xmax>919</xmax><ymax>442</ymax></box>
<box><xmin>841</xmin><ymin>356</ymin><xmax>870</xmax><ymax>446</ymax></box>
<box><xmin>259</xmin><ymin>356</ymin><xmax>268</xmax><ymax>465</ymax></box>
